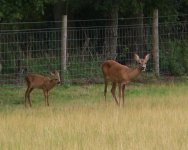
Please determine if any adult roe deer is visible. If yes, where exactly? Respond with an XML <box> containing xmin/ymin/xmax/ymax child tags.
<box><xmin>25</xmin><ymin>70</ymin><xmax>61</xmax><ymax>107</ymax></box>
<box><xmin>102</xmin><ymin>54</ymin><xmax>150</xmax><ymax>106</ymax></box>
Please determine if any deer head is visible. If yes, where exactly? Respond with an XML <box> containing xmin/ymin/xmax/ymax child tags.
<box><xmin>134</xmin><ymin>54</ymin><xmax>150</xmax><ymax>71</ymax></box>
<box><xmin>50</xmin><ymin>70</ymin><xmax>61</xmax><ymax>84</ymax></box>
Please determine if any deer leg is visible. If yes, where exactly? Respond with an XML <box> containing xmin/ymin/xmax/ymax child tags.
<box><xmin>118</xmin><ymin>83</ymin><xmax>122</xmax><ymax>106</ymax></box>
<box><xmin>43</xmin><ymin>90</ymin><xmax>48</xmax><ymax>106</ymax></box>
<box><xmin>111</xmin><ymin>82</ymin><xmax>119</xmax><ymax>105</ymax></box>
<box><xmin>46</xmin><ymin>91</ymin><xmax>49</xmax><ymax>106</ymax></box>
<box><xmin>122</xmin><ymin>84</ymin><xmax>125</xmax><ymax>106</ymax></box>
<box><xmin>104</xmin><ymin>80</ymin><xmax>108</xmax><ymax>101</ymax></box>
<box><xmin>25</xmin><ymin>87</ymin><xmax>29</xmax><ymax>107</ymax></box>
<box><xmin>28</xmin><ymin>88</ymin><xmax>33</xmax><ymax>107</ymax></box>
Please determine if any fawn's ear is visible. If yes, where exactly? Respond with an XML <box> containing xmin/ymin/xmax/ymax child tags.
<box><xmin>144</xmin><ymin>54</ymin><xmax>150</xmax><ymax>63</ymax></box>
<box><xmin>54</xmin><ymin>70</ymin><xmax>59</xmax><ymax>74</ymax></box>
<box><xmin>134</xmin><ymin>54</ymin><xmax>141</xmax><ymax>63</ymax></box>
<box><xmin>50</xmin><ymin>71</ymin><xmax>55</xmax><ymax>76</ymax></box>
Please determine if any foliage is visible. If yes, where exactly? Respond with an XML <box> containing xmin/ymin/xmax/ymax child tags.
<box><xmin>64</xmin><ymin>55</ymin><xmax>102</xmax><ymax>82</ymax></box>
<box><xmin>0</xmin><ymin>0</ymin><xmax>187</xmax><ymax>80</ymax></box>
<box><xmin>0</xmin><ymin>0</ymin><xmax>187</xmax><ymax>22</ymax></box>
<box><xmin>160</xmin><ymin>40</ymin><xmax>188</xmax><ymax>75</ymax></box>
<box><xmin>0</xmin><ymin>0</ymin><xmax>54</xmax><ymax>22</ymax></box>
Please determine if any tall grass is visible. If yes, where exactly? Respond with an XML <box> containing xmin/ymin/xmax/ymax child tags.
<box><xmin>0</xmin><ymin>82</ymin><xmax>188</xmax><ymax>150</ymax></box>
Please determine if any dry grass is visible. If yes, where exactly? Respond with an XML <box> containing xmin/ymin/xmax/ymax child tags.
<box><xmin>0</xmin><ymin>83</ymin><xmax>188</xmax><ymax>150</ymax></box>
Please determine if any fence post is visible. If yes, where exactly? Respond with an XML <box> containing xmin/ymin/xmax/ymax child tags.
<box><xmin>61</xmin><ymin>15</ymin><xmax>67</xmax><ymax>81</ymax></box>
<box><xmin>152</xmin><ymin>9</ymin><xmax>159</xmax><ymax>77</ymax></box>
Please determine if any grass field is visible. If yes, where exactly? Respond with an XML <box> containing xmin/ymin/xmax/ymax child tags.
<box><xmin>0</xmin><ymin>81</ymin><xmax>188</xmax><ymax>150</ymax></box>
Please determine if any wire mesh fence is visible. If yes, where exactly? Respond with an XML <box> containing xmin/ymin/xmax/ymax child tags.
<box><xmin>0</xmin><ymin>15</ymin><xmax>188</xmax><ymax>86</ymax></box>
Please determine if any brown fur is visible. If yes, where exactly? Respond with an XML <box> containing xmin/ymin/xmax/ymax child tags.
<box><xmin>102</xmin><ymin>54</ymin><xmax>150</xmax><ymax>106</ymax></box>
<box><xmin>25</xmin><ymin>70</ymin><xmax>60</xmax><ymax>107</ymax></box>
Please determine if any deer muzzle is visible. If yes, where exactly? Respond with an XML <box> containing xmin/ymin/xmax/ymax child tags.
<box><xmin>141</xmin><ymin>64</ymin><xmax>146</xmax><ymax>71</ymax></box>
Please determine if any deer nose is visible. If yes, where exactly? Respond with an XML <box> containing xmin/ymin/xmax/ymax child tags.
<box><xmin>141</xmin><ymin>64</ymin><xmax>146</xmax><ymax>71</ymax></box>
<box><xmin>141</xmin><ymin>66</ymin><xmax>145</xmax><ymax>70</ymax></box>
<box><xmin>141</xmin><ymin>66</ymin><xmax>146</xmax><ymax>71</ymax></box>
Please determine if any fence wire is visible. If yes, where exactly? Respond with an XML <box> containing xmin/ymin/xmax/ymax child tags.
<box><xmin>0</xmin><ymin>15</ymin><xmax>188</xmax><ymax>86</ymax></box>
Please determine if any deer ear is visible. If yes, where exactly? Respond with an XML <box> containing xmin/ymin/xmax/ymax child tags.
<box><xmin>50</xmin><ymin>72</ymin><xmax>55</xmax><ymax>76</ymax></box>
<box><xmin>134</xmin><ymin>54</ymin><xmax>141</xmax><ymax>63</ymax></box>
<box><xmin>144</xmin><ymin>54</ymin><xmax>150</xmax><ymax>63</ymax></box>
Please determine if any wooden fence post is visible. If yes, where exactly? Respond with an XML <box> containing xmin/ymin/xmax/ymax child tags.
<box><xmin>61</xmin><ymin>15</ymin><xmax>67</xmax><ymax>81</ymax></box>
<box><xmin>152</xmin><ymin>9</ymin><xmax>160</xmax><ymax>77</ymax></box>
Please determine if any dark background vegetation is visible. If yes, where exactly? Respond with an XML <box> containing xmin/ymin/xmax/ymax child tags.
<box><xmin>0</xmin><ymin>0</ymin><xmax>188</xmax><ymax>83</ymax></box>
<box><xmin>1</xmin><ymin>0</ymin><xmax>187</xmax><ymax>22</ymax></box>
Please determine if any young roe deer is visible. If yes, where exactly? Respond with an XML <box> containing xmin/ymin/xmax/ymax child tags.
<box><xmin>25</xmin><ymin>70</ymin><xmax>61</xmax><ymax>107</ymax></box>
<box><xmin>102</xmin><ymin>54</ymin><xmax>150</xmax><ymax>106</ymax></box>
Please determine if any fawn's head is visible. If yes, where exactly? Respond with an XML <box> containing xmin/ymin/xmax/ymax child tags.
<box><xmin>50</xmin><ymin>70</ymin><xmax>61</xmax><ymax>84</ymax></box>
<box><xmin>134</xmin><ymin>54</ymin><xmax>150</xmax><ymax>71</ymax></box>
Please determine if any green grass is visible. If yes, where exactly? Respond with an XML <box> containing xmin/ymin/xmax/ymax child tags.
<box><xmin>0</xmin><ymin>81</ymin><xmax>188</xmax><ymax>150</ymax></box>
<box><xmin>0</xmin><ymin>81</ymin><xmax>188</xmax><ymax>108</ymax></box>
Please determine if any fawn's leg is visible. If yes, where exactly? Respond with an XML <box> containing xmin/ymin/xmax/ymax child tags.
<box><xmin>25</xmin><ymin>87</ymin><xmax>29</xmax><ymax>107</ymax></box>
<box><xmin>46</xmin><ymin>91</ymin><xmax>49</xmax><ymax>106</ymax></box>
<box><xmin>43</xmin><ymin>90</ymin><xmax>48</xmax><ymax>106</ymax></box>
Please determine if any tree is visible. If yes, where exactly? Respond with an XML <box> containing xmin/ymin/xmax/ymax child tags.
<box><xmin>0</xmin><ymin>0</ymin><xmax>54</xmax><ymax>22</ymax></box>
<box><xmin>67</xmin><ymin>0</ymin><xmax>122</xmax><ymax>59</ymax></box>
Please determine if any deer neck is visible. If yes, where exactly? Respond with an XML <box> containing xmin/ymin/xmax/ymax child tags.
<box><xmin>128</xmin><ymin>67</ymin><xmax>142</xmax><ymax>80</ymax></box>
<box><xmin>46</xmin><ymin>79</ymin><xmax>57</xmax><ymax>90</ymax></box>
